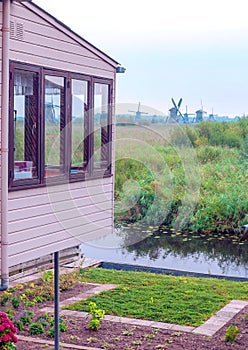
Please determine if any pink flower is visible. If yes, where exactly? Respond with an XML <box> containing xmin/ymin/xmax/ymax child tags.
<box><xmin>2</xmin><ymin>321</ymin><xmax>11</xmax><ymax>329</ymax></box>
<box><xmin>12</xmin><ymin>335</ymin><xmax>18</xmax><ymax>343</ymax></box>
<box><xmin>0</xmin><ymin>325</ymin><xmax>5</xmax><ymax>332</ymax></box>
<box><xmin>10</xmin><ymin>325</ymin><xmax>18</xmax><ymax>333</ymax></box>
<box><xmin>2</xmin><ymin>334</ymin><xmax>11</xmax><ymax>342</ymax></box>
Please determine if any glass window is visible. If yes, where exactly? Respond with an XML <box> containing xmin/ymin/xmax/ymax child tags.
<box><xmin>9</xmin><ymin>63</ymin><xmax>113</xmax><ymax>190</ymax></box>
<box><xmin>71</xmin><ymin>79</ymin><xmax>88</xmax><ymax>174</ymax></box>
<box><xmin>13</xmin><ymin>69</ymin><xmax>39</xmax><ymax>181</ymax></box>
<box><xmin>44</xmin><ymin>75</ymin><xmax>66</xmax><ymax>178</ymax></box>
<box><xmin>94</xmin><ymin>83</ymin><xmax>110</xmax><ymax>170</ymax></box>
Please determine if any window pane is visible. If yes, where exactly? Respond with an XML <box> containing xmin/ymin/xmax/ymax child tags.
<box><xmin>14</xmin><ymin>69</ymin><xmax>38</xmax><ymax>181</ymax></box>
<box><xmin>94</xmin><ymin>83</ymin><xmax>110</xmax><ymax>169</ymax></box>
<box><xmin>44</xmin><ymin>76</ymin><xmax>65</xmax><ymax>177</ymax></box>
<box><xmin>71</xmin><ymin>79</ymin><xmax>88</xmax><ymax>174</ymax></box>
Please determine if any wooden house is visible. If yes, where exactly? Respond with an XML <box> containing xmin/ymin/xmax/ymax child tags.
<box><xmin>0</xmin><ymin>0</ymin><xmax>120</xmax><ymax>288</ymax></box>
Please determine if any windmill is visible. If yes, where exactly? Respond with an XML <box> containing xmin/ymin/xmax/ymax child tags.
<box><xmin>184</xmin><ymin>105</ymin><xmax>195</xmax><ymax>124</ymax></box>
<box><xmin>208</xmin><ymin>108</ymin><xmax>215</xmax><ymax>121</ymax></box>
<box><xmin>128</xmin><ymin>102</ymin><xmax>149</xmax><ymax>121</ymax></box>
<box><xmin>169</xmin><ymin>98</ymin><xmax>185</xmax><ymax>123</ymax></box>
<box><xmin>195</xmin><ymin>100</ymin><xmax>207</xmax><ymax>123</ymax></box>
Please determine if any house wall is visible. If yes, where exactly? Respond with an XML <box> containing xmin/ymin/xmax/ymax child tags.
<box><xmin>8</xmin><ymin>178</ymin><xmax>114</xmax><ymax>267</ymax></box>
<box><xmin>10</xmin><ymin>2</ymin><xmax>116</xmax><ymax>79</ymax></box>
<box><xmin>0</xmin><ymin>3</ymin><xmax>3</xmax><ymax>269</ymax></box>
<box><xmin>1</xmin><ymin>1</ymin><xmax>117</xmax><ymax>268</ymax></box>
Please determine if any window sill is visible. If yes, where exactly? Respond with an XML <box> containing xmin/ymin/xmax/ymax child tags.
<box><xmin>8</xmin><ymin>172</ymin><xmax>113</xmax><ymax>191</ymax></box>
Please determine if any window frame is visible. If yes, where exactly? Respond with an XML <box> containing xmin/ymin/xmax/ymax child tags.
<box><xmin>92</xmin><ymin>77</ymin><xmax>113</xmax><ymax>177</ymax></box>
<box><xmin>9</xmin><ymin>61</ymin><xmax>113</xmax><ymax>191</ymax></box>
<box><xmin>43</xmin><ymin>70</ymin><xmax>69</xmax><ymax>185</ymax></box>
<box><xmin>9</xmin><ymin>62</ymin><xmax>42</xmax><ymax>189</ymax></box>
<box><xmin>69</xmin><ymin>73</ymin><xmax>91</xmax><ymax>182</ymax></box>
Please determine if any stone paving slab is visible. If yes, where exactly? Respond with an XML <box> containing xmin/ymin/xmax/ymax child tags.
<box><xmin>18</xmin><ymin>335</ymin><xmax>102</xmax><ymax>350</ymax></box>
<box><xmin>59</xmin><ymin>283</ymin><xmax>117</xmax><ymax>307</ymax></box>
<box><xmin>10</xmin><ymin>258</ymin><xmax>99</xmax><ymax>286</ymax></box>
<box><xmin>193</xmin><ymin>299</ymin><xmax>248</xmax><ymax>336</ymax></box>
<box><xmin>61</xmin><ymin>258</ymin><xmax>102</xmax><ymax>269</ymax></box>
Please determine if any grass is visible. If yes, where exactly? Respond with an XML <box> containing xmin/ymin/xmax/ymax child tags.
<box><xmin>114</xmin><ymin>120</ymin><xmax>248</xmax><ymax>232</ymax></box>
<box><xmin>66</xmin><ymin>268</ymin><xmax>248</xmax><ymax>327</ymax></box>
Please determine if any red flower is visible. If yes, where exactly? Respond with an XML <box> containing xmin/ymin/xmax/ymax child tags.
<box><xmin>2</xmin><ymin>334</ymin><xmax>11</xmax><ymax>342</ymax></box>
<box><xmin>12</xmin><ymin>335</ymin><xmax>18</xmax><ymax>343</ymax></box>
<box><xmin>0</xmin><ymin>311</ymin><xmax>18</xmax><ymax>345</ymax></box>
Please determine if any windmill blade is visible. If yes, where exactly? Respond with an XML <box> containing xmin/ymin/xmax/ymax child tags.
<box><xmin>138</xmin><ymin>102</ymin><xmax>141</xmax><ymax>112</ymax></box>
<box><xmin>178</xmin><ymin>98</ymin><xmax>183</xmax><ymax>109</ymax></box>
<box><xmin>178</xmin><ymin>109</ymin><xmax>185</xmax><ymax>120</ymax></box>
<box><xmin>171</xmin><ymin>98</ymin><xmax>177</xmax><ymax>109</ymax></box>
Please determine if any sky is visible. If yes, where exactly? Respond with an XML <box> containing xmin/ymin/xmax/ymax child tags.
<box><xmin>33</xmin><ymin>0</ymin><xmax>248</xmax><ymax>117</ymax></box>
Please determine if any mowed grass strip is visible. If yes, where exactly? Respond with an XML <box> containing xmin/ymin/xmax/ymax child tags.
<box><xmin>66</xmin><ymin>268</ymin><xmax>248</xmax><ymax>327</ymax></box>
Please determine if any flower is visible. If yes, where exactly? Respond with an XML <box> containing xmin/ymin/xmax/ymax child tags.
<box><xmin>2</xmin><ymin>334</ymin><xmax>11</xmax><ymax>342</ymax></box>
<box><xmin>0</xmin><ymin>312</ymin><xmax>18</xmax><ymax>349</ymax></box>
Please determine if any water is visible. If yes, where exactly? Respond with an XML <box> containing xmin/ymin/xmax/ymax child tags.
<box><xmin>81</xmin><ymin>223</ymin><xmax>248</xmax><ymax>279</ymax></box>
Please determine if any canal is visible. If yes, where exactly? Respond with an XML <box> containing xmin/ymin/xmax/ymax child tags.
<box><xmin>81</xmin><ymin>223</ymin><xmax>248</xmax><ymax>279</ymax></box>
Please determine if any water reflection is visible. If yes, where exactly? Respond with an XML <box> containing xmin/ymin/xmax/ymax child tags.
<box><xmin>82</xmin><ymin>223</ymin><xmax>248</xmax><ymax>278</ymax></box>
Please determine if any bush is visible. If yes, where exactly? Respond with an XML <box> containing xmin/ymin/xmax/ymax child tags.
<box><xmin>224</xmin><ymin>324</ymin><xmax>239</xmax><ymax>342</ymax></box>
<box><xmin>196</xmin><ymin>146</ymin><xmax>222</xmax><ymax>163</ymax></box>
<box><xmin>87</xmin><ymin>302</ymin><xmax>105</xmax><ymax>331</ymax></box>
<box><xmin>29</xmin><ymin>323</ymin><xmax>45</xmax><ymax>335</ymax></box>
<box><xmin>0</xmin><ymin>312</ymin><xmax>18</xmax><ymax>349</ymax></box>
<box><xmin>47</xmin><ymin>317</ymin><xmax>67</xmax><ymax>337</ymax></box>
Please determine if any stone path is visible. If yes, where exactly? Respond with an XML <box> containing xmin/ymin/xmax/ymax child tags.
<box><xmin>18</xmin><ymin>335</ymin><xmax>102</xmax><ymax>350</ymax></box>
<box><xmin>40</xmin><ymin>281</ymin><xmax>248</xmax><ymax>337</ymax></box>
<box><xmin>15</xmin><ymin>258</ymin><xmax>248</xmax><ymax>348</ymax></box>
<box><xmin>193</xmin><ymin>299</ymin><xmax>248</xmax><ymax>336</ymax></box>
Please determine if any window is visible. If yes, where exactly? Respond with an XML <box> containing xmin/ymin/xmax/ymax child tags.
<box><xmin>9</xmin><ymin>67</ymin><xmax>40</xmax><ymax>187</ymax></box>
<box><xmin>9</xmin><ymin>62</ymin><xmax>113</xmax><ymax>190</ymax></box>
<box><xmin>70</xmin><ymin>79</ymin><xmax>89</xmax><ymax>175</ymax></box>
<box><xmin>93</xmin><ymin>82</ymin><xmax>111</xmax><ymax>172</ymax></box>
<box><xmin>44</xmin><ymin>75</ymin><xmax>66</xmax><ymax>178</ymax></box>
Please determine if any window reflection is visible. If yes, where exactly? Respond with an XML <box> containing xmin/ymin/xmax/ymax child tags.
<box><xmin>71</xmin><ymin>79</ymin><xmax>88</xmax><ymax>174</ymax></box>
<box><xmin>13</xmin><ymin>69</ymin><xmax>38</xmax><ymax>181</ymax></box>
<box><xmin>94</xmin><ymin>83</ymin><xmax>110</xmax><ymax>170</ymax></box>
<box><xmin>44</xmin><ymin>75</ymin><xmax>65</xmax><ymax>177</ymax></box>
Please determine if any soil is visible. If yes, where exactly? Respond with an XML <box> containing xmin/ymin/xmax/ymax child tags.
<box><xmin>2</xmin><ymin>281</ymin><xmax>248</xmax><ymax>350</ymax></box>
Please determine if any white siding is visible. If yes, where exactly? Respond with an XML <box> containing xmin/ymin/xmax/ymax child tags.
<box><xmin>0</xmin><ymin>2</ymin><xmax>2</xmax><ymax>268</ymax></box>
<box><xmin>8</xmin><ymin>177</ymin><xmax>114</xmax><ymax>267</ymax></box>
<box><xmin>10</xmin><ymin>2</ymin><xmax>117</xmax><ymax>78</ymax></box>
<box><xmin>3</xmin><ymin>1</ymin><xmax>117</xmax><ymax>268</ymax></box>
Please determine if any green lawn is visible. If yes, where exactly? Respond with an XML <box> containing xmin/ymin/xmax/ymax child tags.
<box><xmin>67</xmin><ymin>268</ymin><xmax>248</xmax><ymax>327</ymax></box>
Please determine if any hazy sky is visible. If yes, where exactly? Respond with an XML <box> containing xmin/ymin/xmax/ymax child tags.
<box><xmin>34</xmin><ymin>0</ymin><xmax>248</xmax><ymax>117</ymax></box>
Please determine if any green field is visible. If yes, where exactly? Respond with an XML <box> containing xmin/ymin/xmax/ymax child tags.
<box><xmin>114</xmin><ymin>119</ymin><xmax>248</xmax><ymax>234</ymax></box>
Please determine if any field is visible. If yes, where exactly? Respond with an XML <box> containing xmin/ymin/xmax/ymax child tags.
<box><xmin>114</xmin><ymin>119</ymin><xmax>248</xmax><ymax>234</ymax></box>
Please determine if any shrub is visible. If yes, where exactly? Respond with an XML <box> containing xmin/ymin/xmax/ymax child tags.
<box><xmin>47</xmin><ymin>317</ymin><xmax>67</xmax><ymax>337</ymax></box>
<box><xmin>60</xmin><ymin>272</ymin><xmax>78</xmax><ymax>291</ymax></box>
<box><xmin>87</xmin><ymin>302</ymin><xmax>105</xmax><ymax>331</ymax></box>
<box><xmin>0</xmin><ymin>312</ymin><xmax>18</xmax><ymax>349</ymax></box>
<box><xmin>29</xmin><ymin>322</ymin><xmax>45</xmax><ymax>335</ymax></box>
<box><xmin>224</xmin><ymin>324</ymin><xmax>239</xmax><ymax>342</ymax></box>
<box><xmin>196</xmin><ymin>146</ymin><xmax>222</xmax><ymax>163</ymax></box>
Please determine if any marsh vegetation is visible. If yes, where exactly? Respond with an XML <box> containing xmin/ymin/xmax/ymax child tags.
<box><xmin>115</xmin><ymin>119</ymin><xmax>248</xmax><ymax>235</ymax></box>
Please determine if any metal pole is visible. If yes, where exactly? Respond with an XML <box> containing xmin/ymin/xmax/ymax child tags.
<box><xmin>54</xmin><ymin>251</ymin><xmax>60</xmax><ymax>349</ymax></box>
<box><xmin>0</xmin><ymin>0</ymin><xmax>10</xmax><ymax>291</ymax></box>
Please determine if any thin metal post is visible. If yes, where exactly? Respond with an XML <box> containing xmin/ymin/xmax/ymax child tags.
<box><xmin>54</xmin><ymin>251</ymin><xmax>60</xmax><ymax>350</ymax></box>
